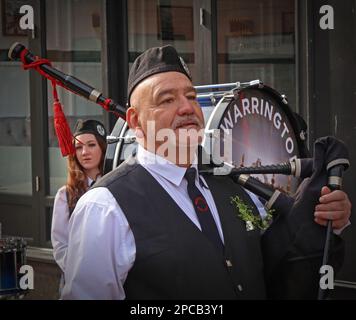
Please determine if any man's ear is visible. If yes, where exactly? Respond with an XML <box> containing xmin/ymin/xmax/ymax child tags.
<box><xmin>126</xmin><ymin>107</ymin><xmax>145</xmax><ymax>139</ymax></box>
<box><xmin>126</xmin><ymin>106</ymin><xmax>139</xmax><ymax>129</ymax></box>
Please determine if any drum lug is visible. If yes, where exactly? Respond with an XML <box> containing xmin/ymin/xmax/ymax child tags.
<box><xmin>249</xmin><ymin>79</ymin><xmax>263</xmax><ymax>88</ymax></box>
<box><xmin>281</xmin><ymin>94</ymin><xmax>288</xmax><ymax>104</ymax></box>
<box><xmin>300</xmin><ymin>131</ymin><xmax>307</xmax><ymax>141</ymax></box>
<box><xmin>209</xmin><ymin>94</ymin><xmax>217</xmax><ymax>106</ymax></box>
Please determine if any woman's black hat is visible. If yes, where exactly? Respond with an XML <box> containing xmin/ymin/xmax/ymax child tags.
<box><xmin>73</xmin><ymin>119</ymin><xmax>107</xmax><ymax>144</ymax></box>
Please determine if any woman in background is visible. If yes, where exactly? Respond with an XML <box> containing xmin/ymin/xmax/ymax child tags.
<box><xmin>51</xmin><ymin>119</ymin><xmax>107</xmax><ymax>291</ymax></box>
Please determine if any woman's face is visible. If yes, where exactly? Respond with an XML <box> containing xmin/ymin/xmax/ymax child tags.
<box><xmin>74</xmin><ymin>133</ymin><xmax>102</xmax><ymax>172</ymax></box>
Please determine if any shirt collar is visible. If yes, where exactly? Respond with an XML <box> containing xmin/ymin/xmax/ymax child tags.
<box><xmin>137</xmin><ymin>145</ymin><xmax>200</xmax><ymax>187</ymax></box>
<box><xmin>87</xmin><ymin>176</ymin><xmax>94</xmax><ymax>185</ymax></box>
<box><xmin>87</xmin><ymin>175</ymin><xmax>101</xmax><ymax>186</ymax></box>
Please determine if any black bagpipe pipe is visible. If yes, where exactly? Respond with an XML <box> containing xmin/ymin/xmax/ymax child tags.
<box><xmin>199</xmin><ymin>156</ymin><xmax>312</xmax><ymax>216</ymax></box>
<box><xmin>200</xmin><ymin>136</ymin><xmax>349</xmax><ymax>299</ymax></box>
<box><xmin>8</xmin><ymin>42</ymin><xmax>126</xmax><ymax>118</ymax></box>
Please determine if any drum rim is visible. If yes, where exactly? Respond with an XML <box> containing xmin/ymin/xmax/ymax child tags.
<box><xmin>103</xmin><ymin>117</ymin><xmax>127</xmax><ymax>174</ymax></box>
<box><xmin>113</xmin><ymin>121</ymin><xmax>129</xmax><ymax>169</ymax></box>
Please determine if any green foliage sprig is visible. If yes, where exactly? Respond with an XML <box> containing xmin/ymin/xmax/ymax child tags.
<box><xmin>231</xmin><ymin>196</ymin><xmax>275</xmax><ymax>231</ymax></box>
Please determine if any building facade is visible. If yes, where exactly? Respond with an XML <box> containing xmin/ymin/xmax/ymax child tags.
<box><xmin>0</xmin><ymin>0</ymin><xmax>355</xmax><ymax>298</ymax></box>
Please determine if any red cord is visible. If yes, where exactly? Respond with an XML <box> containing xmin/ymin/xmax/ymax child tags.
<box><xmin>20</xmin><ymin>50</ymin><xmax>75</xmax><ymax>156</ymax></box>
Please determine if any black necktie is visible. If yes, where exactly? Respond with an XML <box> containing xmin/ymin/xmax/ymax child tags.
<box><xmin>185</xmin><ymin>167</ymin><xmax>224</xmax><ymax>254</ymax></box>
<box><xmin>90</xmin><ymin>180</ymin><xmax>96</xmax><ymax>187</ymax></box>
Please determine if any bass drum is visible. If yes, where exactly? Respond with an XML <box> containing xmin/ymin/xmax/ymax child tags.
<box><xmin>203</xmin><ymin>80</ymin><xmax>309</xmax><ymax>194</ymax></box>
<box><xmin>104</xmin><ymin>80</ymin><xmax>309</xmax><ymax>194</ymax></box>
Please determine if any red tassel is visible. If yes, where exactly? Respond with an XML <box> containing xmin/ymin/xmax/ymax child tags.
<box><xmin>19</xmin><ymin>56</ymin><xmax>74</xmax><ymax>157</ymax></box>
<box><xmin>53</xmin><ymin>100</ymin><xmax>75</xmax><ymax>156</ymax></box>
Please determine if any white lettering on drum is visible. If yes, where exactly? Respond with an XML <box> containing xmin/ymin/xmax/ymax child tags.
<box><xmin>220</xmin><ymin>95</ymin><xmax>295</xmax><ymax>155</ymax></box>
<box><xmin>234</xmin><ymin>104</ymin><xmax>243</xmax><ymax>122</ymax></box>
<box><xmin>251</xmin><ymin>97</ymin><xmax>259</xmax><ymax>114</ymax></box>
<box><xmin>260</xmin><ymin>99</ymin><xmax>264</xmax><ymax>115</ymax></box>
<box><xmin>242</xmin><ymin>98</ymin><xmax>251</xmax><ymax>116</ymax></box>
<box><xmin>221</xmin><ymin>110</ymin><xmax>234</xmax><ymax>134</ymax></box>
<box><xmin>281</xmin><ymin>122</ymin><xmax>290</xmax><ymax>138</ymax></box>
<box><xmin>286</xmin><ymin>138</ymin><xmax>294</xmax><ymax>154</ymax></box>
<box><xmin>273</xmin><ymin>112</ymin><xmax>282</xmax><ymax>130</ymax></box>
<box><xmin>264</xmin><ymin>102</ymin><xmax>273</xmax><ymax>121</ymax></box>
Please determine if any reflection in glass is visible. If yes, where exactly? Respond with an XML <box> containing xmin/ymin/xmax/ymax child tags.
<box><xmin>128</xmin><ymin>0</ymin><xmax>195</xmax><ymax>77</ymax></box>
<box><xmin>46</xmin><ymin>0</ymin><xmax>105</xmax><ymax>195</ymax></box>
<box><xmin>0</xmin><ymin>31</ymin><xmax>31</xmax><ymax>195</ymax></box>
<box><xmin>217</xmin><ymin>0</ymin><xmax>296</xmax><ymax>109</ymax></box>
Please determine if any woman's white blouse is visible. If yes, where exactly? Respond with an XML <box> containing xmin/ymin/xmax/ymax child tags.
<box><xmin>51</xmin><ymin>177</ymin><xmax>93</xmax><ymax>272</ymax></box>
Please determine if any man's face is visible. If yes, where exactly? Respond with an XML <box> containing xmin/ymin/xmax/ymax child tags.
<box><xmin>127</xmin><ymin>72</ymin><xmax>205</xmax><ymax>155</ymax></box>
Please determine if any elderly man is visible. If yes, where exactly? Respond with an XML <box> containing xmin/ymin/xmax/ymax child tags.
<box><xmin>61</xmin><ymin>45</ymin><xmax>351</xmax><ymax>300</ymax></box>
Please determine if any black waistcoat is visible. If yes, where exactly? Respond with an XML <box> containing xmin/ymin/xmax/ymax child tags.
<box><xmin>95</xmin><ymin>160</ymin><xmax>266</xmax><ymax>300</ymax></box>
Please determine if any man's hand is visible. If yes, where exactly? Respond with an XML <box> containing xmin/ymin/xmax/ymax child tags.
<box><xmin>314</xmin><ymin>186</ymin><xmax>352</xmax><ymax>230</ymax></box>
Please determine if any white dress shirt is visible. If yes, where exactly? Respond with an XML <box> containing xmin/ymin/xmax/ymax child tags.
<box><xmin>61</xmin><ymin>146</ymin><xmax>266</xmax><ymax>300</ymax></box>
<box><xmin>51</xmin><ymin>177</ymin><xmax>94</xmax><ymax>273</ymax></box>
